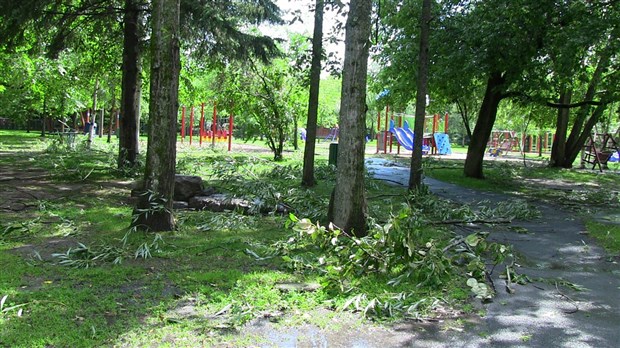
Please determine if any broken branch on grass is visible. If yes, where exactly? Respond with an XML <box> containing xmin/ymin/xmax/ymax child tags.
<box><xmin>431</xmin><ymin>218</ymin><xmax>512</xmax><ymax>225</ymax></box>
<box><xmin>367</xmin><ymin>194</ymin><xmax>404</xmax><ymax>200</ymax></box>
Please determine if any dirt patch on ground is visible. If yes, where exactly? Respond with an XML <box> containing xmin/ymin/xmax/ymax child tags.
<box><xmin>1</xmin><ymin>151</ymin><xmax>136</xmax><ymax>267</ymax></box>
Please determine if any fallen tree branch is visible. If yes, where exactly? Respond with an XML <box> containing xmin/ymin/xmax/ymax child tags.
<box><xmin>371</xmin><ymin>178</ymin><xmax>406</xmax><ymax>186</ymax></box>
<box><xmin>367</xmin><ymin>194</ymin><xmax>404</xmax><ymax>200</ymax></box>
<box><xmin>555</xmin><ymin>282</ymin><xmax>579</xmax><ymax>314</ymax></box>
<box><xmin>430</xmin><ymin>218</ymin><xmax>512</xmax><ymax>225</ymax></box>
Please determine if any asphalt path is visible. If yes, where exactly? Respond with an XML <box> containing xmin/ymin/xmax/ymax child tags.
<box><xmin>243</xmin><ymin>159</ymin><xmax>619</xmax><ymax>347</ymax></box>
<box><xmin>365</xmin><ymin>158</ymin><xmax>620</xmax><ymax>348</ymax></box>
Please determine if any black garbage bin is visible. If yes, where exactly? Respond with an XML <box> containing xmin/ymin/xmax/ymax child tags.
<box><xmin>329</xmin><ymin>142</ymin><xmax>338</xmax><ymax>166</ymax></box>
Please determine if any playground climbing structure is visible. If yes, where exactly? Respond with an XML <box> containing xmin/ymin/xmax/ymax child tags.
<box><xmin>376</xmin><ymin>105</ymin><xmax>452</xmax><ymax>155</ymax></box>
<box><xmin>180</xmin><ymin>102</ymin><xmax>234</xmax><ymax>151</ymax></box>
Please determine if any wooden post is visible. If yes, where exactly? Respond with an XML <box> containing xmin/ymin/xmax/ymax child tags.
<box><xmin>397</xmin><ymin>113</ymin><xmax>402</xmax><ymax>155</ymax></box>
<box><xmin>212</xmin><ymin>101</ymin><xmax>217</xmax><ymax>147</ymax></box>
<box><xmin>376</xmin><ymin>110</ymin><xmax>381</xmax><ymax>153</ymax></box>
<box><xmin>389</xmin><ymin>111</ymin><xmax>394</xmax><ymax>153</ymax></box>
<box><xmin>228</xmin><ymin>112</ymin><xmax>233</xmax><ymax>151</ymax></box>
<box><xmin>384</xmin><ymin>105</ymin><xmax>389</xmax><ymax>154</ymax></box>
<box><xmin>189</xmin><ymin>106</ymin><xmax>194</xmax><ymax>145</ymax></box>
<box><xmin>199</xmin><ymin>103</ymin><xmax>205</xmax><ymax>146</ymax></box>
<box><xmin>444</xmin><ymin>113</ymin><xmax>449</xmax><ymax>133</ymax></box>
<box><xmin>181</xmin><ymin>106</ymin><xmax>185</xmax><ymax>143</ymax></box>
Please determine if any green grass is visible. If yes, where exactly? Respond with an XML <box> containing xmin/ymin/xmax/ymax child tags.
<box><xmin>6</xmin><ymin>129</ymin><xmax>612</xmax><ymax>345</ymax></box>
<box><xmin>3</xmin><ymin>130</ymin><xmax>476</xmax><ymax>346</ymax></box>
<box><xmin>586</xmin><ymin>221</ymin><xmax>620</xmax><ymax>254</ymax></box>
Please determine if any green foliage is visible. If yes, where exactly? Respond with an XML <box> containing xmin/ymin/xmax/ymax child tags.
<box><xmin>202</xmin><ymin>154</ymin><xmax>330</xmax><ymax>220</ymax></box>
<box><xmin>0</xmin><ymin>131</ymin><xmax>554</xmax><ymax>345</ymax></box>
<box><xmin>1</xmin><ymin>294</ymin><xmax>26</xmax><ymax>319</ymax></box>
<box><xmin>51</xmin><ymin>242</ymin><xmax>123</xmax><ymax>269</ymax></box>
<box><xmin>132</xmin><ymin>190</ymin><xmax>172</xmax><ymax>224</ymax></box>
<box><xmin>218</xmin><ymin>57</ymin><xmax>307</xmax><ymax>161</ymax></box>
<box><xmin>273</xmin><ymin>190</ymin><xmax>521</xmax><ymax>319</ymax></box>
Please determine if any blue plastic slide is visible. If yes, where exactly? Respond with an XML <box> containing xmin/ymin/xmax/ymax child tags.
<box><xmin>389</xmin><ymin>120</ymin><xmax>415</xmax><ymax>151</ymax></box>
<box><xmin>392</xmin><ymin>127</ymin><xmax>414</xmax><ymax>150</ymax></box>
<box><xmin>402</xmin><ymin>121</ymin><xmax>416</xmax><ymax>143</ymax></box>
<box><xmin>390</xmin><ymin>120</ymin><xmax>450</xmax><ymax>154</ymax></box>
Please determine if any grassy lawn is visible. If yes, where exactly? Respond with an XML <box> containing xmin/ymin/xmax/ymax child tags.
<box><xmin>2</xmin><ymin>130</ymin><xmax>616</xmax><ymax>346</ymax></box>
<box><xmin>2</xmin><ymin>130</ymin><xmax>517</xmax><ymax>347</ymax></box>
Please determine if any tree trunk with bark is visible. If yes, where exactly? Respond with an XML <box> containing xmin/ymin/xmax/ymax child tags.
<box><xmin>118</xmin><ymin>0</ymin><xmax>142</xmax><ymax>169</ymax></box>
<box><xmin>549</xmin><ymin>44</ymin><xmax>612</xmax><ymax>168</ymax></box>
<box><xmin>549</xmin><ymin>89</ymin><xmax>571</xmax><ymax>167</ymax></box>
<box><xmin>108</xmin><ymin>83</ymin><xmax>117</xmax><ymax>144</ymax></box>
<box><xmin>327</xmin><ymin>0</ymin><xmax>371</xmax><ymax>237</ymax></box>
<box><xmin>563</xmin><ymin>104</ymin><xmax>607</xmax><ymax>167</ymax></box>
<box><xmin>133</xmin><ymin>0</ymin><xmax>180</xmax><ymax>232</ymax></box>
<box><xmin>455</xmin><ymin>99</ymin><xmax>473</xmax><ymax>141</ymax></box>
<box><xmin>301</xmin><ymin>0</ymin><xmax>324</xmax><ymax>187</ymax></box>
<box><xmin>408</xmin><ymin>0</ymin><xmax>431</xmax><ymax>190</ymax></box>
<box><xmin>41</xmin><ymin>94</ymin><xmax>47</xmax><ymax>137</ymax></box>
<box><xmin>463</xmin><ymin>73</ymin><xmax>505</xmax><ymax>178</ymax></box>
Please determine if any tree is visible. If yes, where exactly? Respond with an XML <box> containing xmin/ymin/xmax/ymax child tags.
<box><xmin>328</xmin><ymin>0</ymin><xmax>372</xmax><ymax>237</ymax></box>
<box><xmin>1</xmin><ymin>0</ymin><xmax>281</xmax><ymax>170</ymax></box>
<box><xmin>375</xmin><ymin>0</ymin><xmax>556</xmax><ymax>178</ymax></box>
<box><xmin>118</xmin><ymin>0</ymin><xmax>143</xmax><ymax>169</ymax></box>
<box><xmin>549</xmin><ymin>41</ymin><xmax>617</xmax><ymax>168</ymax></box>
<box><xmin>134</xmin><ymin>0</ymin><xmax>180</xmax><ymax>232</ymax></box>
<box><xmin>441</xmin><ymin>1</ymin><xmax>550</xmax><ymax>178</ymax></box>
<box><xmin>301</xmin><ymin>0</ymin><xmax>325</xmax><ymax>187</ymax></box>
<box><xmin>543</xmin><ymin>2</ymin><xmax>620</xmax><ymax>168</ymax></box>
<box><xmin>408</xmin><ymin>0</ymin><xmax>431</xmax><ymax>190</ymax></box>
<box><xmin>224</xmin><ymin>57</ymin><xmax>306</xmax><ymax>161</ymax></box>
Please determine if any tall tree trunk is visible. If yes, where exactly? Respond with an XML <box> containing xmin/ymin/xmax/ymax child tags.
<box><xmin>549</xmin><ymin>41</ymin><xmax>613</xmax><ymax>168</ymax></box>
<box><xmin>118</xmin><ymin>0</ymin><xmax>142</xmax><ymax>169</ymax></box>
<box><xmin>108</xmin><ymin>83</ymin><xmax>117</xmax><ymax>143</ymax></box>
<box><xmin>92</xmin><ymin>78</ymin><xmax>101</xmax><ymax>137</ymax></box>
<box><xmin>455</xmin><ymin>99</ymin><xmax>472</xmax><ymax>140</ymax></box>
<box><xmin>408</xmin><ymin>0</ymin><xmax>431</xmax><ymax>190</ymax></box>
<box><xmin>463</xmin><ymin>73</ymin><xmax>505</xmax><ymax>178</ymax></box>
<box><xmin>99</xmin><ymin>107</ymin><xmax>104</xmax><ymax>138</ymax></box>
<box><xmin>134</xmin><ymin>0</ymin><xmax>180</xmax><ymax>232</ymax></box>
<box><xmin>563</xmin><ymin>47</ymin><xmax>611</xmax><ymax>156</ymax></box>
<box><xmin>41</xmin><ymin>94</ymin><xmax>47</xmax><ymax>137</ymax></box>
<box><xmin>563</xmin><ymin>104</ymin><xmax>607</xmax><ymax>168</ymax></box>
<box><xmin>301</xmin><ymin>0</ymin><xmax>324</xmax><ymax>187</ymax></box>
<box><xmin>327</xmin><ymin>0</ymin><xmax>371</xmax><ymax>237</ymax></box>
<box><xmin>549</xmin><ymin>88</ymin><xmax>571</xmax><ymax>167</ymax></box>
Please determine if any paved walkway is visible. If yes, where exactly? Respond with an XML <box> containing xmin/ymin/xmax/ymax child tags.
<box><xmin>365</xmin><ymin>158</ymin><xmax>620</xmax><ymax>347</ymax></box>
<box><xmin>244</xmin><ymin>159</ymin><xmax>618</xmax><ymax>347</ymax></box>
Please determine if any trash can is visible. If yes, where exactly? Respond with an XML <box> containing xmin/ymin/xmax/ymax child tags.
<box><xmin>329</xmin><ymin>142</ymin><xmax>338</xmax><ymax>166</ymax></box>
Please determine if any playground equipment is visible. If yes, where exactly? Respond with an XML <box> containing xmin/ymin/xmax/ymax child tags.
<box><xmin>323</xmin><ymin>127</ymin><xmax>339</xmax><ymax>142</ymax></box>
<box><xmin>376</xmin><ymin>105</ymin><xmax>452</xmax><ymax>155</ymax></box>
<box><xmin>487</xmin><ymin>131</ymin><xmax>520</xmax><ymax>157</ymax></box>
<box><xmin>486</xmin><ymin>131</ymin><xmax>562</xmax><ymax>157</ymax></box>
<box><xmin>581</xmin><ymin>132</ymin><xmax>620</xmax><ymax>171</ymax></box>
<box><xmin>180</xmin><ymin>102</ymin><xmax>234</xmax><ymax>151</ymax></box>
<box><xmin>389</xmin><ymin>119</ymin><xmax>431</xmax><ymax>153</ymax></box>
